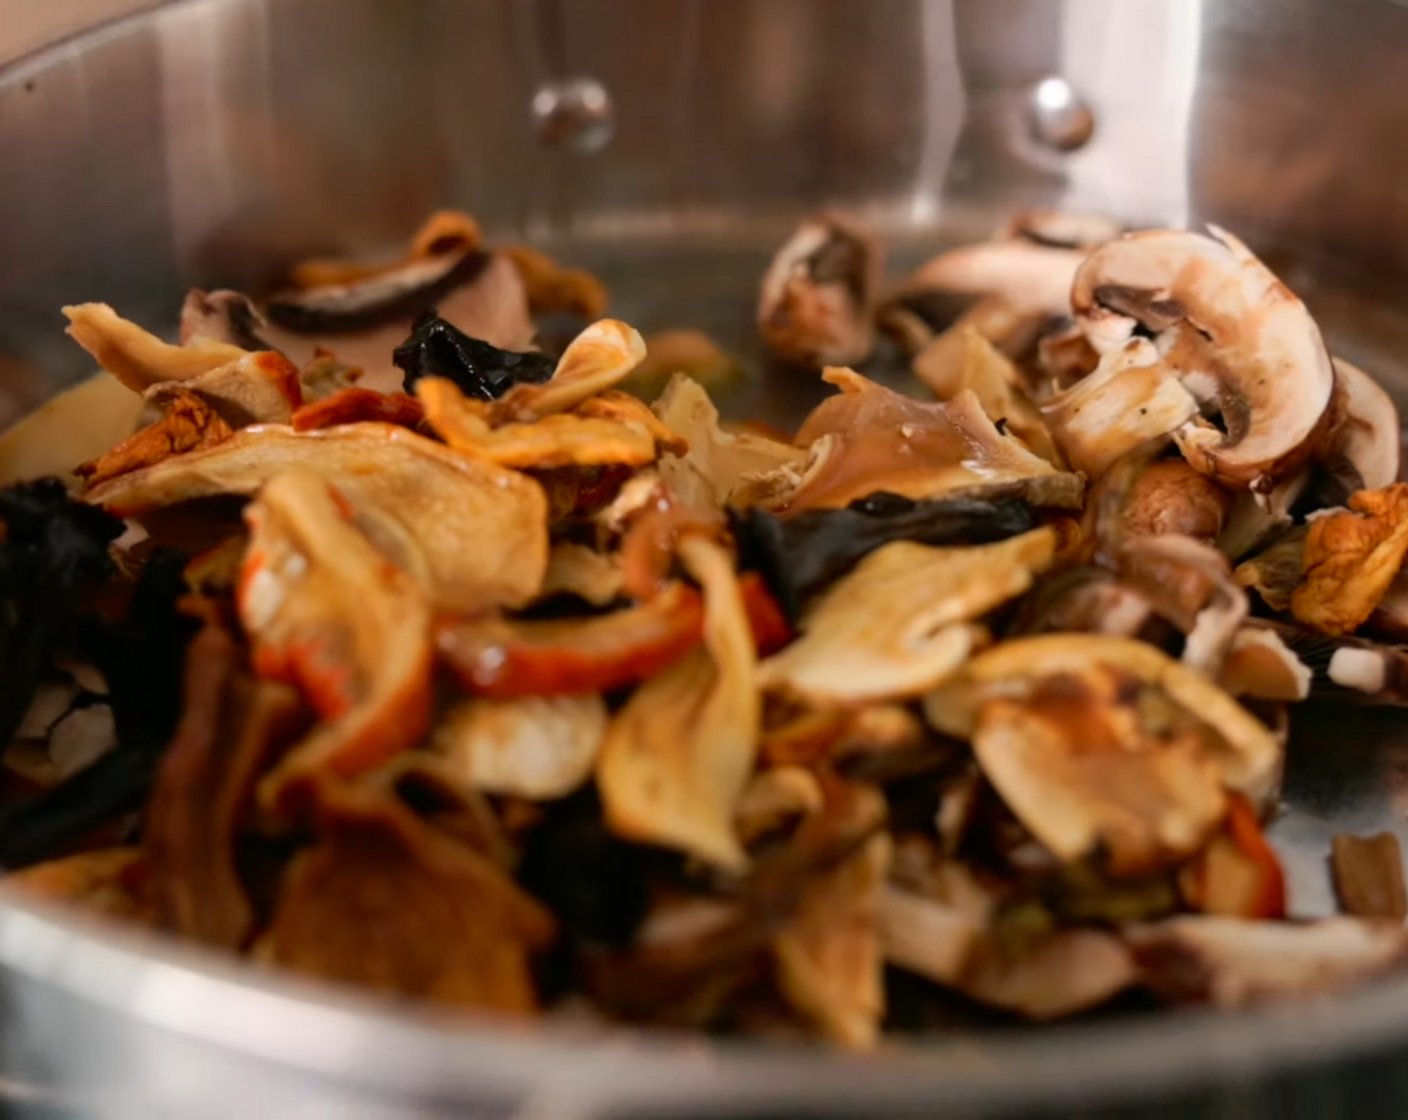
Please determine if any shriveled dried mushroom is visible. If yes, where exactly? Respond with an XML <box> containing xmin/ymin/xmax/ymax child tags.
<box><xmin>758</xmin><ymin>214</ymin><xmax>881</xmax><ymax>367</ymax></box>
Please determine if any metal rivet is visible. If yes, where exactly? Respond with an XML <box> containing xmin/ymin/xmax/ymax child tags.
<box><xmin>531</xmin><ymin>77</ymin><xmax>615</xmax><ymax>154</ymax></box>
<box><xmin>1026</xmin><ymin>76</ymin><xmax>1095</xmax><ymax>153</ymax></box>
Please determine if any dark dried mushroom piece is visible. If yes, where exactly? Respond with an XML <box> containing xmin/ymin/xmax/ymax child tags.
<box><xmin>730</xmin><ymin>492</ymin><xmax>1036</xmax><ymax>624</ymax></box>
<box><xmin>758</xmin><ymin>213</ymin><xmax>881</xmax><ymax>367</ymax></box>
<box><xmin>0</xmin><ymin>480</ymin><xmax>123</xmax><ymax>762</ymax></box>
<box><xmin>394</xmin><ymin>311</ymin><xmax>555</xmax><ymax>401</ymax></box>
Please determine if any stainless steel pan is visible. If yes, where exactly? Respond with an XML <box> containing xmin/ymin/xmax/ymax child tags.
<box><xmin>5</xmin><ymin>1</ymin><xmax>1408</xmax><ymax>1115</ymax></box>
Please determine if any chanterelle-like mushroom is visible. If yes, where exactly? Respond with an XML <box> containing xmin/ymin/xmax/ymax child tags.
<box><xmin>1071</xmin><ymin>227</ymin><xmax>1336</xmax><ymax>491</ymax></box>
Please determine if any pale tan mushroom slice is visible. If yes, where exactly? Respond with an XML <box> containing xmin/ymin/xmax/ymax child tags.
<box><xmin>758</xmin><ymin>213</ymin><xmax>882</xmax><ymax>368</ymax></box>
<box><xmin>84</xmin><ymin>423</ymin><xmax>547</xmax><ymax>614</ymax></box>
<box><xmin>774</xmin><ymin>831</ymin><xmax>890</xmax><ymax>1050</ymax></box>
<box><xmin>783</xmin><ymin>369</ymin><xmax>1084</xmax><ymax>514</ymax></box>
<box><xmin>912</xmin><ymin>325</ymin><xmax>1061</xmax><ymax>465</ymax></box>
<box><xmin>925</xmin><ymin>634</ymin><xmax>1283</xmax><ymax>810</ymax></box>
<box><xmin>63</xmin><ymin>303</ymin><xmax>248</xmax><ymax>393</ymax></box>
<box><xmin>490</xmin><ymin>319</ymin><xmax>646</xmax><ymax>423</ymax></box>
<box><xmin>1125</xmin><ymin>915</ymin><xmax>1408</xmax><ymax>1007</ymax></box>
<box><xmin>146</xmin><ymin>349</ymin><xmax>304</xmax><ymax>427</ymax></box>
<box><xmin>899</xmin><ymin>240</ymin><xmax>1087</xmax><ymax>323</ymax></box>
<box><xmin>1071</xmin><ymin>227</ymin><xmax>1336</xmax><ymax>490</ymax></box>
<box><xmin>758</xmin><ymin>529</ymin><xmax>1056</xmax><ymax>707</ymax></box>
<box><xmin>969</xmin><ymin>665</ymin><xmax>1229</xmax><ymax>876</ymax></box>
<box><xmin>597</xmin><ymin>535</ymin><xmax>759</xmax><ymax>869</ymax></box>
<box><xmin>1040</xmin><ymin>339</ymin><xmax>1201</xmax><ymax>478</ymax></box>
<box><xmin>652</xmin><ymin>374</ymin><xmax>806</xmax><ymax>510</ymax></box>
<box><xmin>0</xmin><ymin>373</ymin><xmax>146</xmax><ymax>486</ymax></box>
<box><xmin>539</xmin><ymin>542</ymin><xmax>624</xmax><ymax>607</ymax></box>
<box><xmin>239</xmin><ymin>471</ymin><xmax>433</xmax><ymax>813</ymax></box>
<box><xmin>432</xmin><ymin>693</ymin><xmax>608</xmax><ymax>801</ymax></box>
<box><xmin>961</xmin><ymin>928</ymin><xmax>1138</xmax><ymax>1021</ymax></box>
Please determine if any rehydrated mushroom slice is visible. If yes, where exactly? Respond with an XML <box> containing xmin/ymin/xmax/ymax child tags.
<box><xmin>491</xmin><ymin>319</ymin><xmax>647</xmax><ymax>423</ymax></box>
<box><xmin>925</xmin><ymin>634</ymin><xmax>1282</xmax><ymax>809</ymax></box>
<box><xmin>758</xmin><ymin>530</ymin><xmax>1056</xmax><ymax>707</ymax></box>
<box><xmin>74</xmin><ymin>388</ymin><xmax>233</xmax><ymax>488</ymax></box>
<box><xmin>785</xmin><ymin>370</ymin><xmax>1083</xmax><ymax>514</ymax></box>
<box><xmin>85</xmin><ymin>423</ymin><xmax>548</xmax><ymax>614</ymax></box>
<box><xmin>912</xmin><ymin>325</ymin><xmax>1060</xmax><ymax>465</ymax></box>
<box><xmin>1071</xmin><ymin>228</ymin><xmax>1335</xmax><ymax>490</ymax></box>
<box><xmin>652</xmin><ymin>374</ymin><xmax>806</xmax><ymax>510</ymax></box>
<box><xmin>970</xmin><ymin>664</ymin><xmax>1229</xmax><ymax>876</ymax></box>
<box><xmin>1004</xmin><ymin>209</ymin><xmax>1125</xmax><ymax>250</ymax></box>
<box><xmin>1291</xmin><ymin>483</ymin><xmax>1408</xmax><ymax>636</ymax></box>
<box><xmin>758</xmin><ymin>213</ymin><xmax>881</xmax><ymax>367</ymax></box>
<box><xmin>961</xmin><ymin>928</ymin><xmax>1138</xmax><ymax>1021</ymax></box>
<box><xmin>1125</xmin><ymin>916</ymin><xmax>1408</xmax><ymax>1008</ymax></box>
<box><xmin>147</xmin><ymin>349</ymin><xmax>304</xmax><ymax>428</ymax></box>
<box><xmin>417</xmin><ymin>376</ymin><xmax>670</xmax><ymax>470</ymax></box>
<box><xmin>1241</xmin><ymin>620</ymin><xmax>1408</xmax><ymax>705</ymax></box>
<box><xmin>597</xmin><ymin>536</ymin><xmax>759</xmax><ymax>869</ymax></box>
<box><xmin>262</xmin><ymin>784</ymin><xmax>554</xmax><ymax>1012</ymax></box>
<box><xmin>1234</xmin><ymin>524</ymin><xmax>1309</xmax><ymax>613</ymax></box>
<box><xmin>1040</xmin><ymin>339</ymin><xmax>1200</xmax><ymax>479</ymax></box>
<box><xmin>63</xmin><ymin>303</ymin><xmax>248</xmax><ymax>393</ymax></box>
<box><xmin>240</xmin><ymin>471</ymin><xmax>433</xmax><ymax>812</ymax></box>
<box><xmin>437</xmin><ymin>581</ymin><xmax>703</xmax><ymax>699</ymax></box>
<box><xmin>432</xmin><ymin>693</ymin><xmax>607</xmax><ymax>801</ymax></box>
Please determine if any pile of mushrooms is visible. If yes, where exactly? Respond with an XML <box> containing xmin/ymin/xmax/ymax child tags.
<box><xmin>3</xmin><ymin>206</ymin><xmax>1408</xmax><ymax>1050</ymax></box>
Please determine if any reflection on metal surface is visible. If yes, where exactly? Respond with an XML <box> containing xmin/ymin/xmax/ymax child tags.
<box><xmin>1025</xmin><ymin>76</ymin><xmax>1095</xmax><ymax>152</ymax></box>
<box><xmin>530</xmin><ymin>77</ymin><xmax>615</xmax><ymax>154</ymax></box>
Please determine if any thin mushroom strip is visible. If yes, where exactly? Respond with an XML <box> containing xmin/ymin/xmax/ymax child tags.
<box><xmin>6</xmin><ymin>208</ymin><xmax>1408</xmax><ymax>1048</ymax></box>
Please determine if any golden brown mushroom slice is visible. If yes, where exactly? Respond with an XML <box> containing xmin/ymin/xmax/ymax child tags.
<box><xmin>63</xmin><ymin>302</ymin><xmax>248</xmax><ymax>392</ymax></box>
<box><xmin>432</xmin><ymin>693</ymin><xmax>608</xmax><ymax>801</ymax></box>
<box><xmin>925</xmin><ymin>634</ymin><xmax>1283</xmax><ymax>811</ymax></box>
<box><xmin>758</xmin><ymin>529</ymin><xmax>1057</xmax><ymax>707</ymax></box>
<box><xmin>1071</xmin><ymin>227</ymin><xmax>1336</xmax><ymax>490</ymax></box>
<box><xmin>262</xmin><ymin>784</ymin><xmax>554</xmax><ymax>1012</ymax></box>
<box><xmin>238</xmin><ymin>470</ymin><xmax>434</xmax><ymax>813</ymax></box>
<box><xmin>652</xmin><ymin>374</ymin><xmax>806</xmax><ymax>509</ymax></box>
<box><xmin>782</xmin><ymin>369</ymin><xmax>1083</xmax><ymax>514</ymax></box>
<box><xmin>73</xmin><ymin>387</ymin><xmax>234</xmax><ymax>488</ymax></box>
<box><xmin>758</xmin><ymin>213</ymin><xmax>882</xmax><ymax>368</ymax></box>
<box><xmin>1125</xmin><ymin>916</ymin><xmax>1408</xmax><ymax>1008</ymax></box>
<box><xmin>84</xmin><ymin>423</ymin><xmax>548</xmax><ymax>614</ymax></box>
<box><xmin>1291</xmin><ymin>483</ymin><xmax>1408</xmax><ymax>636</ymax></box>
<box><xmin>146</xmin><ymin>349</ymin><xmax>305</xmax><ymax>427</ymax></box>
<box><xmin>417</xmin><ymin>375</ymin><xmax>672</xmax><ymax>470</ymax></box>
<box><xmin>597</xmin><ymin>536</ymin><xmax>760</xmax><ymax>869</ymax></box>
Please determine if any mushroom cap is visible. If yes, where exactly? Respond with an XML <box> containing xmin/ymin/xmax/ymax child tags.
<box><xmin>1072</xmin><ymin>227</ymin><xmax>1336</xmax><ymax>490</ymax></box>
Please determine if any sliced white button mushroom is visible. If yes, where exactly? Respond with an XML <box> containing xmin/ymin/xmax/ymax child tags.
<box><xmin>1072</xmin><ymin>227</ymin><xmax>1336</xmax><ymax>491</ymax></box>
